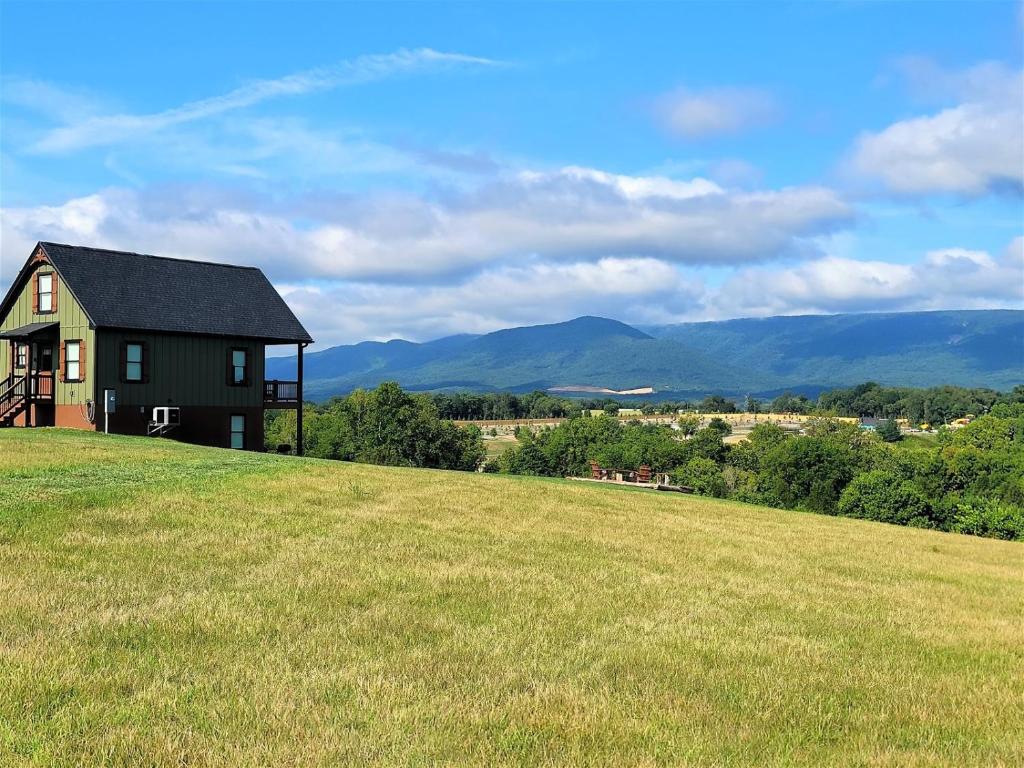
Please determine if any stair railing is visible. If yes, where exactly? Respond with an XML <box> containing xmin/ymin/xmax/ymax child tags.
<box><xmin>0</xmin><ymin>374</ymin><xmax>28</xmax><ymax>421</ymax></box>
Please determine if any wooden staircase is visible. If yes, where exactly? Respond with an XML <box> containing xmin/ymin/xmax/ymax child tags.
<box><xmin>0</xmin><ymin>374</ymin><xmax>29</xmax><ymax>427</ymax></box>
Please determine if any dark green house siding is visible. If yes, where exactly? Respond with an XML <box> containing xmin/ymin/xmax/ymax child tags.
<box><xmin>95</xmin><ymin>331</ymin><xmax>265</xmax><ymax>408</ymax></box>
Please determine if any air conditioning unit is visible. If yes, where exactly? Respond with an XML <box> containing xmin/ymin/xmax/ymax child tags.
<box><xmin>152</xmin><ymin>406</ymin><xmax>180</xmax><ymax>426</ymax></box>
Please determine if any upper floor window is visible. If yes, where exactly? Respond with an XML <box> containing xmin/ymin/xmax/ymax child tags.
<box><xmin>125</xmin><ymin>343</ymin><xmax>143</xmax><ymax>382</ymax></box>
<box><xmin>37</xmin><ymin>273</ymin><xmax>54</xmax><ymax>313</ymax></box>
<box><xmin>228</xmin><ymin>348</ymin><xmax>249</xmax><ymax>386</ymax></box>
<box><xmin>63</xmin><ymin>340</ymin><xmax>83</xmax><ymax>382</ymax></box>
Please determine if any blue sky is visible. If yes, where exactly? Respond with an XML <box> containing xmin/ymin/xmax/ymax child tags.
<box><xmin>1</xmin><ymin>1</ymin><xmax>1022</xmax><ymax>349</ymax></box>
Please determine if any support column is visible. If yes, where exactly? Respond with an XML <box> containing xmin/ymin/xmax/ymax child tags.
<box><xmin>24</xmin><ymin>345</ymin><xmax>33</xmax><ymax>428</ymax></box>
<box><xmin>296</xmin><ymin>342</ymin><xmax>305</xmax><ymax>456</ymax></box>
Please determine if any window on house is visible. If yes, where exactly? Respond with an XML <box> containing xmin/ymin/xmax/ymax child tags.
<box><xmin>65</xmin><ymin>341</ymin><xmax>81</xmax><ymax>382</ymax></box>
<box><xmin>38</xmin><ymin>273</ymin><xmax>54</xmax><ymax>313</ymax></box>
<box><xmin>230</xmin><ymin>414</ymin><xmax>246</xmax><ymax>450</ymax></box>
<box><xmin>230</xmin><ymin>348</ymin><xmax>248</xmax><ymax>385</ymax></box>
<box><xmin>15</xmin><ymin>344</ymin><xmax>27</xmax><ymax>369</ymax></box>
<box><xmin>125</xmin><ymin>343</ymin><xmax>143</xmax><ymax>382</ymax></box>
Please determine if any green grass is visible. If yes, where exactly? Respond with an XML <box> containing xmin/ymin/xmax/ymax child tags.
<box><xmin>1</xmin><ymin>430</ymin><xmax>1022</xmax><ymax>767</ymax></box>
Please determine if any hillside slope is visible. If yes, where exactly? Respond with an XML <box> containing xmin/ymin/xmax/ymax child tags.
<box><xmin>269</xmin><ymin>310</ymin><xmax>1024</xmax><ymax>400</ymax></box>
<box><xmin>645</xmin><ymin>309</ymin><xmax>1024</xmax><ymax>392</ymax></box>
<box><xmin>2</xmin><ymin>430</ymin><xmax>1021</xmax><ymax>766</ymax></box>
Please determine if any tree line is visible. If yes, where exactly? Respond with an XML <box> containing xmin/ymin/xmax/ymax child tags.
<box><xmin>427</xmin><ymin>383</ymin><xmax>1024</xmax><ymax>424</ymax></box>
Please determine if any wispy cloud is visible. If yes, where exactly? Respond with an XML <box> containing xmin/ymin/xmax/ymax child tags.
<box><xmin>654</xmin><ymin>86</ymin><xmax>780</xmax><ymax>139</ymax></box>
<box><xmin>28</xmin><ymin>48</ymin><xmax>499</xmax><ymax>154</ymax></box>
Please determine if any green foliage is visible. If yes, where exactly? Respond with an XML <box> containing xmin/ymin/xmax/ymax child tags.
<box><xmin>762</xmin><ymin>438</ymin><xmax>855</xmax><ymax>514</ymax></box>
<box><xmin>686</xmin><ymin>427</ymin><xmax>727</xmax><ymax>463</ymax></box>
<box><xmin>771</xmin><ymin>392</ymin><xmax>813</xmax><ymax>413</ymax></box>
<box><xmin>876</xmin><ymin>419</ymin><xmax>902</xmax><ymax>443</ymax></box>
<box><xmin>817</xmin><ymin>381</ymin><xmax>1010</xmax><ymax>424</ymax></box>
<box><xmin>267</xmin><ymin>382</ymin><xmax>484</xmax><ymax>471</ymax></box>
<box><xmin>706</xmin><ymin>417</ymin><xmax>733</xmax><ymax>437</ymax></box>
<box><xmin>837</xmin><ymin>471</ymin><xmax>932</xmax><ymax>527</ymax></box>
<box><xmin>951</xmin><ymin>498</ymin><xmax>1024</xmax><ymax>541</ymax></box>
<box><xmin>676</xmin><ymin>414</ymin><xmax>700</xmax><ymax>436</ymax></box>
<box><xmin>700</xmin><ymin>395</ymin><xmax>737</xmax><ymax>413</ymax></box>
<box><xmin>673</xmin><ymin>457</ymin><xmax>727</xmax><ymax>498</ymax></box>
<box><xmin>728</xmin><ymin>423</ymin><xmax>788</xmax><ymax>473</ymax></box>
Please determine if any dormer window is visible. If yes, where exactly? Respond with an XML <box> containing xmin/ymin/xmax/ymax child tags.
<box><xmin>37</xmin><ymin>273</ymin><xmax>54</xmax><ymax>313</ymax></box>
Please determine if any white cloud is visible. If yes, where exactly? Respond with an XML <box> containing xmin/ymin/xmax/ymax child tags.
<box><xmin>0</xmin><ymin>169</ymin><xmax>853</xmax><ymax>283</ymax></box>
<box><xmin>278</xmin><ymin>257</ymin><xmax>702</xmax><ymax>346</ymax></box>
<box><xmin>655</xmin><ymin>86</ymin><xmax>779</xmax><ymax>139</ymax></box>
<box><xmin>25</xmin><ymin>48</ymin><xmax>499</xmax><ymax>154</ymax></box>
<box><xmin>851</xmin><ymin>61</ymin><xmax>1024</xmax><ymax>196</ymax></box>
<box><xmin>707</xmin><ymin>238</ymin><xmax>1024</xmax><ymax>318</ymax></box>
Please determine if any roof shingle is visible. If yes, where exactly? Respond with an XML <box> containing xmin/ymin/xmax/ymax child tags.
<box><xmin>35</xmin><ymin>243</ymin><xmax>312</xmax><ymax>344</ymax></box>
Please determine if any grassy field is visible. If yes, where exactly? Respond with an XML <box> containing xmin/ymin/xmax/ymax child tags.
<box><xmin>1</xmin><ymin>430</ymin><xmax>1021</xmax><ymax>767</ymax></box>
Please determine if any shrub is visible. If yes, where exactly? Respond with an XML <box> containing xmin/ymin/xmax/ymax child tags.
<box><xmin>951</xmin><ymin>499</ymin><xmax>1024</xmax><ymax>541</ymax></box>
<box><xmin>672</xmin><ymin>457</ymin><xmax>727</xmax><ymax>498</ymax></box>
<box><xmin>837</xmin><ymin>470</ymin><xmax>932</xmax><ymax>527</ymax></box>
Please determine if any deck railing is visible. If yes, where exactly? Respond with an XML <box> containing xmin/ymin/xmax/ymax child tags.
<box><xmin>263</xmin><ymin>379</ymin><xmax>299</xmax><ymax>405</ymax></box>
<box><xmin>31</xmin><ymin>372</ymin><xmax>54</xmax><ymax>400</ymax></box>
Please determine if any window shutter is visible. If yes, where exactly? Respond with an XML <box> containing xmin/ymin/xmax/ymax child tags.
<box><xmin>118</xmin><ymin>342</ymin><xmax>127</xmax><ymax>383</ymax></box>
<box><xmin>79</xmin><ymin>340</ymin><xmax>86</xmax><ymax>383</ymax></box>
<box><xmin>59</xmin><ymin>342</ymin><xmax>66</xmax><ymax>383</ymax></box>
<box><xmin>226</xmin><ymin>348</ymin><xmax>234</xmax><ymax>386</ymax></box>
<box><xmin>51</xmin><ymin>273</ymin><xmax>59</xmax><ymax>313</ymax></box>
<box><xmin>32</xmin><ymin>273</ymin><xmax>39</xmax><ymax>314</ymax></box>
<box><xmin>141</xmin><ymin>342</ymin><xmax>150</xmax><ymax>384</ymax></box>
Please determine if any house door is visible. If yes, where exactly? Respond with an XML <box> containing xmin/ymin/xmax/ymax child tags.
<box><xmin>30</xmin><ymin>343</ymin><xmax>53</xmax><ymax>395</ymax></box>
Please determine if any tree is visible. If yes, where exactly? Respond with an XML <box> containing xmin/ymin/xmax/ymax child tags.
<box><xmin>676</xmin><ymin>414</ymin><xmax>701</xmax><ymax>437</ymax></box>
<box><xmin>837</xmin><ymin>470</ymin><xmax>932</xmax><ymax>527</ymax></box>
<box><xmin>686</xmin><ymin>427</ymin><xmax>727</xmax><ymax>463</ymax></box>
<box><xmin>761</xmin><ymin>437</ymin><xmax>855</xmax><ymax>513</ymax></box>
<box><xmin>727</xmin><ymin>422</ymin><xmax>788</xmax><ymax>472</ymax></box>
<box><xmin>876</xmin><ymin>419</ymin><xmax>902</xmax><ymax>443</ymax></box>
<box><xmin>706</xmin><ymin>417</ymin><xmax>732</xmax><ymax>437</ymax></box>
<box><xmin>701</xmin><ymin>395</ymin><xmax>736</xmax><ymax>413</ymax></box>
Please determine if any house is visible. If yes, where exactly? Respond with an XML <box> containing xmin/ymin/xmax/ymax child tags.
<box><xmin>0</xmin><ymin>242</ymin><xmax>312</xmax><ymax>452</ymax></box>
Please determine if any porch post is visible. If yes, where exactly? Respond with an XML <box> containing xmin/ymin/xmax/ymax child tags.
<box><xmin>296</xmin><ymin>342</ymin><xmax>305</xmax><ymax>456</ymax></box>
<box><xmin>24</xmin><ymin>345</ymin><xmax>33</xmax><ymax>428</ymax></box>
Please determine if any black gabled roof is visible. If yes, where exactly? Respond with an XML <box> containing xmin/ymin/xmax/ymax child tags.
<box><xmin>25</xmin><ymin>243</ymin><xmax>312</xmax><ymax>344</ymax></box>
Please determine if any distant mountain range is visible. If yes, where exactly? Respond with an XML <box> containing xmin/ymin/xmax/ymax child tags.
<box><xmin>266</xmin><ymin>310</ymin><xmax>1024</xmax><ymax>401</ymax></box>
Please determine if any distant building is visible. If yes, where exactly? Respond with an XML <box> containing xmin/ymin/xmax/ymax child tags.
<box><xmin>0</xmin><ymin>242</ymin><xmax>312</xmax><ymax>452</ymax></box>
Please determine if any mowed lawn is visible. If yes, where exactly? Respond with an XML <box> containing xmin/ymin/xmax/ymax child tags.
<box><xmin>1</xmin><ymin>431</ymin><xmax>1022</xmax><ymax>767</ymax></box>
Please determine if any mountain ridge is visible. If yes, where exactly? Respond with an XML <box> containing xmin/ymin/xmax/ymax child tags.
<box><xmin>267</xmin><ymin>309</ymin><xmax>1024</xmax><ymax>400</ymax></box>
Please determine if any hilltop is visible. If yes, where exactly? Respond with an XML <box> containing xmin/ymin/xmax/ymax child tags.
<box><xmin>267</xmin><ymin>310</ymin><xmax>1024</xmax><ymax>400</ymax></box>
<box><xmin>2</xmin><ymin>430</ymin><xmax>1021</xmax><ymax>766</ymax></box>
